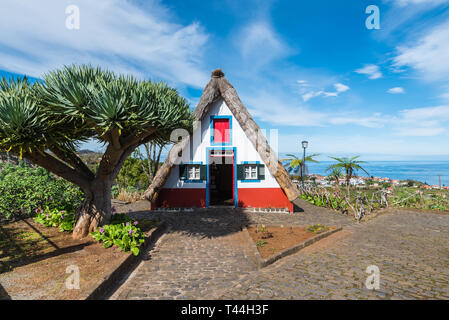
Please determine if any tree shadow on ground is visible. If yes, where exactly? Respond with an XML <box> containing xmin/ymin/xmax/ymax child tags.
<box><xmin>128</xmin><ymin>207</ymin><xmax>252</xmax><ymax>239</ymax></box>
<box><xmin>122</xmin><ymin>199</ymin><xmax>307</xmax><ymax>239</ymax></box>
<box><xmin>0</xmin><ymin>283</ymin><xmax>10</xmax><ymax>300</ymax></box>
<box><xmin>0</xmin><ymin>219</ymin><xmax>93</xmax><ymax>274</ymax></box>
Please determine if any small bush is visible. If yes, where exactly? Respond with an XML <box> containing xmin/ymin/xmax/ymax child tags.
<box><xmin>33</xmin><ymin>206</ymin><xmax>75</xmax><ymax>232</ymax></box>
<box><xmin>0</xmin><ymin>162</ymin><xmax>83</xmax><ymax>220</ymax></box>
<box><xmin>111</xmin><ymin>185</ymin><xmax>119</xmax><ymax>199</ymax></box>
<box><xmin>91</xmin><ymin>216</ymin><xmax>145</xmax><ymax>256</ymax></box>
<box><xmin>306</xmin><ymin>224</ymin><xmax>330</xmax><ymax>234</ymax></box>
<box><xmin>256</xmin><ymin>239</ymin><xmax>267</xmax><ymax>247</ymax></box>
<box><xmin>116</xmin><ymin>189</ymin><xmax>142</xmax><ymax>203</ymax></box>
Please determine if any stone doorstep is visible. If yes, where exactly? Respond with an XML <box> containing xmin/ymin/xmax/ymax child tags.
<box><xmin>242</xmin><ymin>225</ymin><xmax>343</xmax><ymax>269</ymax></box>
<box><xmin>85</xmin><ymin>220</ymin><xmax>168</xmax><ymax>300</ymax></box>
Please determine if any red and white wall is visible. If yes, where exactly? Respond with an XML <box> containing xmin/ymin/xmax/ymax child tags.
<box><xmin>155</xmin><ymin>98</ymin><xmax>293</xmax><ymax>212</ymax></box>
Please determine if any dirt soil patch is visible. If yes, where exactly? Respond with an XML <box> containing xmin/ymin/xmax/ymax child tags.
<box><xmin>247</xmin><ymin>226</ymin><xmax>337</xmax><ymax>259</ymax></box>
<box><xmin>0</xmin><ymin>217</ymin><xmax>158</xmax><ymax>300</ymax></box>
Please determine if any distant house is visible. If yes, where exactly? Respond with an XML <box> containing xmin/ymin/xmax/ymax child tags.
<box><xmin>144</xmin><ymin>69</ymin><xmax>299</xmax><ymax>212</ymax></box>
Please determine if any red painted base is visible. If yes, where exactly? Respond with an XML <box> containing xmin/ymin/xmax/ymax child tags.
<box><xmin>237</xmin><ymin>188</ymin><xmax>293</xmax><ymax>212</ymax></box>
<box><xmin>153</xmin><ymin>187</ymin><xmax>293</xmax><ymax>212</ymax></box>
<box><xmin>154</xmin><ymin>188</ymin><xmax>206</xmax><ymax>209</ymax></box>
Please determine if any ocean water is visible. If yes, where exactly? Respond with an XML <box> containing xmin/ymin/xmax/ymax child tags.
<box><xmin>305</xmin><ymin>161</ymin><xmax>449</xmax><ymax>186</ymax></box>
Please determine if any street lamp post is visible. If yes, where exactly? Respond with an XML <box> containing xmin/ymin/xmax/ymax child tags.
<box><xmin>301</xmin><ymin>140</ymin><xmax>308</xmax><ymax>189</ymax></box>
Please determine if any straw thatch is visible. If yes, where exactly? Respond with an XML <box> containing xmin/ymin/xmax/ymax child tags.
<box><xmin>144</xmin><ymin>69</ymin><xmax>300</xmax><ymax>203</ymax></box>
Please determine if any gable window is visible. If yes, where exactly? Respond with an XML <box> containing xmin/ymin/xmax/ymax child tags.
<box><xmin>211</xmin><ymin>116</ymin><xmax>231</xmax><ymax>145</ymax></box>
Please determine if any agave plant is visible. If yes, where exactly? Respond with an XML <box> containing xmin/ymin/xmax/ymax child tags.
<box><xmin>0</xmin><ymin>65</ymin><xmax>193</xmax><ymax>238</ymax></box>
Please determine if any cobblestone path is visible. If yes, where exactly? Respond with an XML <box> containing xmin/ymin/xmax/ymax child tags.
<box><xmin>109</xmin><ymin>200</ymin><xmax>449</xmax><ymax>300</ymax></box>
<box><xmin>221</xmin><ymin>209</ymin><xmax>449</xmax><ymax>300</ymax></box>
<box><xmin>110</xmin><ymin>208</ymin><xmax>258</xmax><ymax>299</ymax></box>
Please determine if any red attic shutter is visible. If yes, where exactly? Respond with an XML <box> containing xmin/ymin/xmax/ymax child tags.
<box><xmin>213</xmin><ymin>118</ymin><xmax>230</xmax><ymax>143</ymax></box>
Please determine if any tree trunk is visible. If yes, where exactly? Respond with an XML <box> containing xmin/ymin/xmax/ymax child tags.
<box><xmin>72</xmin><ymin>178</ymin><xmax>113</xmax><ymax>239</ymax></box>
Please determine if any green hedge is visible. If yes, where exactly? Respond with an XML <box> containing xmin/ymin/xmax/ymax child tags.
<box><xmin>0</xmin><ymin>162</ymin><xmax>83</xmax><ymax>220</ymax></box>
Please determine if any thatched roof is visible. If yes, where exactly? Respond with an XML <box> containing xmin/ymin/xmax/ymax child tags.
<box><xmin>144</xmin><ymin>69</ymin><xmax>300</xmax><ymax>203</ymax></box>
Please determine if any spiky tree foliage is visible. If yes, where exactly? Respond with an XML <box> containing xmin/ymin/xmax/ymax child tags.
<box><xmin>0</xmin><ymin>65</ymin><xmax>193</xmax><ymax>238</ymax></box>
<box><xmin>328</xmin><ymin>167</ymin><xmax>343</xmax><ymax>187</ymax></box>
<box><xmin>326</xmin><ymin>156</ymin><xmax>369</xmax><ymax>191</ymax></box>
<box><xmin>281</xmin><ymin>153</ymin><xmax>320</xmax><ymax>182</ymax></box>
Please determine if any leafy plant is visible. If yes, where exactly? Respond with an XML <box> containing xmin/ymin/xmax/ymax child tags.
<box><xmin>306</xmin><ymin>224</ymin><xmax>330</xmax><ymax>234</ymax></box>
<box><xmin>256</xmin><ymin>239</ymin><xmax>267</xmax><ymax>247</ymax></box>
<box><xmin>90</xmin><ymin>217</ymin><xmax>145</xmax><ymax>256</ymax></box>
<box><xmin>0</xmin><ymin>162</ymin><xmax>82</xmax><ymax>220</ymax></box>
<box><xmin>33</xmin><ymin>206</ymin><xmax>75</xmax><ymax>232</ymax></box>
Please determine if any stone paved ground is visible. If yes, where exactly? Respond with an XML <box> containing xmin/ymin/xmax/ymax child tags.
<box><xmin>109</xmin><ymin>200</ymin><xmax>449</xmax><ymax>300</ymax></box>
<box><xmin>109</xmin><ymin>207</ymin><xmax>258</xmax><ymax>300</ymax></box>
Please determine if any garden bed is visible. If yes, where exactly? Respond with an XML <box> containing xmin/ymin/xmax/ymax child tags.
<box><xmin>245</xmin><ymin>225</ymin><xmax>342</xmax><ymax>268</ymax></box>
<box><xmin>0</xmin><ymin>217</ymin><xmax>161</xmax><ymax>300</ymax></box>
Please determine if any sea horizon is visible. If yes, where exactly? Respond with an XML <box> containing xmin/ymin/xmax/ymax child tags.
<box><xmin>305</xmin><ymin>160</ymin><xmax>449</xmax><ymax>186</ymax></box>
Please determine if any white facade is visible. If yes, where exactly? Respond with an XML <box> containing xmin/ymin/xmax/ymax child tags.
<box><xmin>162</xmin><ymin>98</ymin><xmax>281</xmax><ymax>190</ymax></box>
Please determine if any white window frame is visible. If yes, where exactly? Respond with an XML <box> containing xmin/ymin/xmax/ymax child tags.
<box><xmin>244</xmin><ymin>164</ymin><xmax>258</xmax><ymax>180</ymax></box>
<box><xmin>188</xmin><ymin>165</ymin><xmax>201</xmax><ymax>180</ymax></box>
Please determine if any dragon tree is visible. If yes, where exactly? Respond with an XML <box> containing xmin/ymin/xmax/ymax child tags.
<box><xmin>0</xmin><ymin>65</ymin><xmax>192</xmax><ymax>239</ymax></box>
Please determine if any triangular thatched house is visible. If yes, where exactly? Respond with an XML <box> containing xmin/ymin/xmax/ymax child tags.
<box><xmin>144</xmin><ymin>69</ymin><xmax>300</xmax><ymax>212</ymax></box>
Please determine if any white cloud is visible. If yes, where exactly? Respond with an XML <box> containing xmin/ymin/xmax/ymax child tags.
<box><xmin>300</xmin><ymin>82</ymin><xmax>350</xmax><ymax>101</ymax></box>
<box><xmin>388</xmin><ymin>87</ymin><xmax>405</xmax><ymax>94</ymax></box>
<box><xmin>237</xmin><ymin>21</ymin><xmax>291</xmax><ymax>68</ymax></box>
<box><xmin>355</xmin><ymin>64</ymin><xmax>383</xmax><ymax>79</ymax></box>
<box><xmin>246</xmin><ymin>85</ymin><xmax>449</xmax><ymax>137</ymax></box>
<box><xmin>388</xmin><ymin>0</ymin><xmax>448</xmax><ymax>7</ymax></box>
<box><xmin>334</xmin><ymin>83</ymin><xmax>350</xmax><ymax>93</ymax></box>
<box><xmin>0</xmin><ymin>0</ymin><xmax>209</xmax><ymax>87</ymax></box>
<box><xmin>302</xmin><ymin>90</ymin><xmax>324</xmax><ymax>102</ymax></box>
<box><xmin>245</xmin><ymin>92</ymin><xmax>327</xmax><ymax>126</ymax></box>
<box><xmin>393</xmin><ymin>19</ymin><xmax>449</xmax><ymax>82</ymax></box>
<box><xmin>394</xmin><ymin>105</ymin><xmax>449</xmax><ymax>136</ymax></box>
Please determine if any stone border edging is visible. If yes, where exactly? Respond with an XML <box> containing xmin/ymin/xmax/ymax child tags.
<box><xmin>242</xmin><ymin>225</ymin><xmax>342</xmax><ymax>269</ymax></box>
<box><xmin>85</xmin><ymin>220</ymin><xmax>168</xmax><ymax>300</ymax></box>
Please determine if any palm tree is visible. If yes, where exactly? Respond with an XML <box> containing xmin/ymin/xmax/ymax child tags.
<box><xmin>281</xmin><ymin>153</ymin><xmax>320</xmax><ymax>183</ymax></box>
<box><xmin>326</xmin><ymin>156</ymin><xmax>369</xmax><ymax>192</ymax></box>
<box><xmin>328</xmin><ymin>167</ymin><xmax>343</xmax><ymax>187</ymax></box>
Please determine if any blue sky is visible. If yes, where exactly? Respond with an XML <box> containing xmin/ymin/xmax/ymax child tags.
<box><xmin>1</xmin><ymin>0</ymin><xmax>449</xmax><ymax>160</ymax></box>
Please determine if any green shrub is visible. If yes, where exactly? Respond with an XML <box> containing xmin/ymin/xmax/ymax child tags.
<box><xmin>306</xmin><ymin>224</ymin><xmax>330</xmax><ymax>234</ymax></box>
<box><xmin>0</xmin><ymin>162</ymin><xmax>83</xmax><ymax>220</ymax></box>
<box><xmin>33</xmin><ymin>206</ymin><xmax>75</xmax><ymax>232</ymax></box>
<box><xmin>111</xmin><ymin>185</ymin><xmax>119</xmax><ymax>199</ymax></box>
<box><xmin>90</xmin><ymin>216</ymin><xmax>145</xmax><ymax>256</ymax></box>
<box><xmin>256</xmin><ymin>239</ymin><xmax>267</xmax><ymax>247</ymax></box>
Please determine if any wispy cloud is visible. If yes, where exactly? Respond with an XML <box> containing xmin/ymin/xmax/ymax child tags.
<box><xmin>0</xmin><ymin>0</ymin><xmax>209</xmax><ymax>87</ymax></box>
<box><xmin>300</xmin><ymin>81</ymin><xmax>350</xmax><ymax>102</ymax></box>
<box><xmin>388</xmin><ymin>87</ymin><xmax>405</xmax><ymax>94</ymax></box>
<box><xmin>355</xmin><ymin>64</ymin><xmax>382</xmax><ymax>79</ymax></box>
<box><xmin>387</xmin><ymin>0</ymin><xmax>448</xmax><ymax>7</ymax></box>
<box><xmin>236</xmin><ymin>21</ymin><xmax>292</xmax><ymax>69</ymax></box>
<box><xmin>393</xmin><ymin>19</ymin><xmax>449</xmax><ymax>82</ymax></box>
